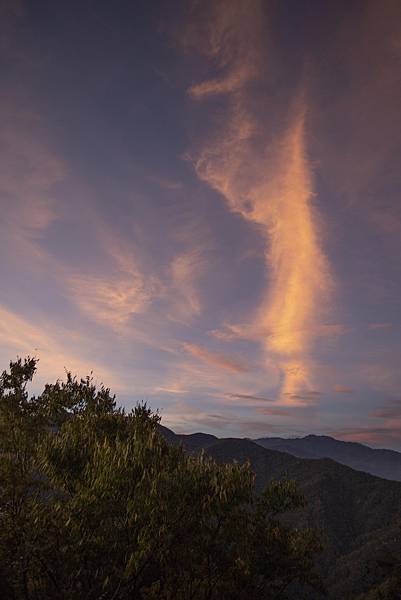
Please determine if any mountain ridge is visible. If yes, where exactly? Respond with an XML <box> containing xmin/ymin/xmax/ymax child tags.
<box><xmin>255</xmin><ymin>434</ymin><xmax>401</xmax><ymax>481</ymax></box>
<box><xmin>159</xmin><ymin>425</ymin><xmax>401</xmax><ymax>597</ymax></box>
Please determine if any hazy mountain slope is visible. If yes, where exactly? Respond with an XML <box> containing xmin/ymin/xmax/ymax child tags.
<box><xmin>255</xmin><ymin>435</ymin><xmax>401</xmax><ymax>481</ymax></box>
<box><xmin>206</xmin><ymin>438</ymin><xmax>401</xmax><ymax>598</ymax></box>
<box><xmin>206</xmin><ymin>439</ymin><xmax>401</xmax><ymax>544</ymax></box>
<box><xmin>160</xmin><ymin>427</ymin><xmax>401</xmax><ymax>598</ymax></box>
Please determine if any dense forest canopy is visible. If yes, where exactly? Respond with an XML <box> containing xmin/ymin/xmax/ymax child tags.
<box><xmin>0</xmin><ymin>357</ymin><xmax>321</xmax><ymax>600</ymax></box>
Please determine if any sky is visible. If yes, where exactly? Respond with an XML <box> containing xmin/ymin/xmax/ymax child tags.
<box><xmin>1</xmin><ymin>0</ymin><xmax>401</xmax><ymax>449</ymax></box>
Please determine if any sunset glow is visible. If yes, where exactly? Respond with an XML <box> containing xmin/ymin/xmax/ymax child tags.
<box><xmin>1</xmin><ymin>0</ymin><xmax>401</xmax><ymax>448</ymax></box>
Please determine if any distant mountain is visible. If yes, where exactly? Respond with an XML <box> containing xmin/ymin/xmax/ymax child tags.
<box><xmin>158</xmin><ymin>425</ymin><xmax>218</xmax><ymax>452</ymax></box>
<box><xmin>159</xmin><ymin>427</ymin><xmax>401</xmax><ymax>598</ymax></box>
<box><xmin>255</xmin><ymin>434</ymin><xmax>401</xmax><ymax>482</ymax></box>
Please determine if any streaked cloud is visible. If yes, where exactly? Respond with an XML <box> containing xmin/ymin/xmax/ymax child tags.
<box><xmin>256</xmin><ymin>407</ymin><xmax>290</xmax><ymax>417</ymax></box>
<box><xmin>368</xmin><ymin>322</ymin><xmax>393</xmax><ymax>331</ymax></box>
<box><xmin>333</xmin><ymin>385</ymin><xmax>354</xmax><ymax>394</ymax></box>
<box><xmin>66</xmin><ymin>228</ymin><xmax>162</xmax><ymax>330</ymax></box>
<box><xmin>186</xmin><ymin>0</ymin><xmax>332</xmax><ymax>404</ymax></box>
<box><xmin>0</xmin><ymin>125</ymin><xmax>65</xmax><ymax>257</ymax></box>
<box><xmin>68</xmin><ymin>272</ymin><xmax>153</xmax><ymax>328</ymax></box>
<box><xmin>284</xmin><ymin>390</ymin><xmax>322</xmax><ymax>402</ymax></box>
<box><xmin>183</xmin><ymin>342</ymin><xmax>249</xmax><ymax>374</ymax></box>
<box><xmin>169</xmin><ymin>249</ymin><xmax>205</xmax><ymax>322</ymax></box>
<box><xmin>185</xmin><ymin>0</ymin><xmax>263</xmax><ymax>99</ymax></box>
<box><xmin>330</xmin><ymin>426</ymin><xmax>401</xmax><ymax>448</ymax></box>
<box><xmin>0</xmin><ymin>304</ymin><xmax>119</xmax><ymax>390</ymax></box>
<box><xmin>226</xmin><ymin>393</ymin><xmax>275</xmax><ymax>403</ymax></box>
<box><xmin>161</xmin><ymin>400</ymin><xmax>288</xmax><ymax>437</ymax></box>
<box><xmin>1</xmin><ymin>0</ymin><xmax>401</xmax><ymax>450</ymax></box>
<box><xmin>369</xmin><ymin>402</ymin><xmax>401</xmax><ymax>419</ymax></box>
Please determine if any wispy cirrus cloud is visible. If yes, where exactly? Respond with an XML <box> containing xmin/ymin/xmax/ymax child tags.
<box><xmin>185</xmin><ymin>0</ymin><xmax>332</xmax><ymax>404</ymax></box>
<box><xmin>183</xmin><ymin>342</ymin><xmax>249</xmax><ymax>374</ymax></box>
<box><xmin>64</xmin><ymin>223</ymin><xmax>163</xmax><ymax>331</ymax></box>
<box><xmin>169</xmin><ymin>248</ymin><xmax>205</xmax><ymax>322</ymax></box>
<box><xmin>330</xmin><ymin>426</ymin><xmax>401</xmax><ymax>448</ymax></box>
<box><xmin>184</xmin><ymin>0</ymin><xmax>263</xmax><ymax>99</ymax></box>
<box><xmin>333</xmin><ymin>385</ymin><xmax>354</xmax><ymax>394</ymax></box>
<box><xmin>0</xmin><ymin>304</ymin><xmax>119</xmax><ymax>390</ymax></box>
<box><xmin>368</xmin><ymin>322</ymin><xmax>394</xmax><ymax>331</ymax></box>
<box><xmin>160</xmin><ymin>400</ymin><xmax>288</xmax><ymax>437</ymax></box>
<box><xmin>0</xmin><ymin>125</ymin><xmax>65</xmax><ymax>258</ymax></box>
<box><xmin>283</xmin><ymin>390</ymin><xmax>322</xmax><ymax>403</ymax></box>
<box><xmin>369</xmin><ymin>402</ymin><xmax>401</xmax><ymax>419</ymax></box>
<box><xmin>225</xmin><ymin>393</ymin><xmax>275</xmax><ymax>403</ymax></box>
<box><xmin>68</xmin><ymin>272</ymin><xmax>153</xmax><ymax>329</ymax></box>
<box><xmin>3</xmin><ymin>0</ymin><xmax>401</xmax><ymax>450</ymax></box>
<box><xmin>256</xmin><ymin>407</ymin><xmax>290</xmax><ymax>417</ymax></box>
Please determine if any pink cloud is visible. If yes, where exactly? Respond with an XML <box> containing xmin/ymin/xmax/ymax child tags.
<box><xmin>368</xmin><ymin>322</ymin><xmax>393</xmax><ymax>330</ymax></box>
<box><xmin>0</xmin><ymin>304</ymin><xmax>120</xmax><ymax>391</ymax></box>
<box><xmin>256</xmin><ymin>407</ymin><xmax>290</xmax><ymax>416</ymax></box>
<box><xmin>333</xmin><ymin>385</ymin><xmax>354</xmax><ymax>394</ymax></box>
<box><xmin>183</xmin><ymin>342</ymin><xmax>249</xmax><ymax>373</ymax></box>
<box><xmin>225</xmin><ymin>393</ymin><xmax>275</xmax><ymax>402</ymax></box>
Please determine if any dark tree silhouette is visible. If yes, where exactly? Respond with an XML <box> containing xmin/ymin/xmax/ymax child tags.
<box><xmin>0</xmin><ymin>357</ymin><xmax>321</xmax><ymax>599</ymax></box>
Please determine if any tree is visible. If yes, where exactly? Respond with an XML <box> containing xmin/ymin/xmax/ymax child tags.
<box><xmin>357</xmin><ymin>532</ymin><xmax>401</xmax><ymax>600</ymax></box>
<box><xmin>0</xmin><ymin>357</ymin><xmax>322</xmax><ymax>599</ymax></box>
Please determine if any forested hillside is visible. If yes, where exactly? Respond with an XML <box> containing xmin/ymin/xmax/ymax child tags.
<box><xmin>2</xmin><ymin>357</ymin><xmax>400</xmax><ymax>599</ymax></box>
<box><xmin>161</xmin><ymin>428</ymin><xmax>401</xmax><ymax>598</ymax></box>
<box><xmin>0</xmin><ymin>358</ymin><xmax>321</xmax><ymax>600</ymax></box>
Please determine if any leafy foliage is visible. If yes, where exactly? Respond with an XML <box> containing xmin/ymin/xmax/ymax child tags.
<box><xmin>0</xmin><ymin>357</ymin><xmax>321</xmax><ymax>599</ymax></box>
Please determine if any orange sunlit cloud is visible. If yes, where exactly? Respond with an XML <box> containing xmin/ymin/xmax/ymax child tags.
<box><xmin>68</xmin><ymin>272</ymin><xmax>153</xmax><ymax>328</ymax></box>
<box><xmin>187</xmin><ymin>0</ymin><xmax>332</xmax><ymax>404</ymax></box>
<box><xmin>0</xmin><ymin>304</ymin><xmax>120</xmax><ymax>390</ymax></box>
<box><xmin>2</xmin><ymin>0</ymin><xmax>401</xmax><ymax>447</ymax></box>
<box><xmin>183</xmin><ymin>342</ymin><xmax>249</xmax><ymax>374</ymax></box>
<box><xmin>333</xmin><ymin>386</ymin><xmax>354</xmax><ymax>394</ymax></box>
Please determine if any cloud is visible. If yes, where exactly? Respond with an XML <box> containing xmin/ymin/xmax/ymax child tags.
<box><xmin>189</xmin><ymin>65</ymin><xmax>255</xmax><ymax>99</ymax></box>
<box><xmin>252</xmin><ymin>113</ymin><xmax>332</xmax><ymax>401</ymax></box>
<box><xmin>153</xmin><ymin>385</ymin><xmax>190</xmax><ymax>395</ymax></box>
<box><xmin>333</xmin><ymin>385</ymin><xmax>354</xmax><ymax>394</ymax></box>
<box><xmin>368</xmin><ymin>322</ymin><xmax>393</xmax><ymax>331</ymax></box>
<box><xmin>147</xmin><ymin>175</ymin><xmax>183</xmax><ymax>190</ymax></box>
<box><xmin>357</xmin><ymin>363</ymin><xmax>400</xmax><ymax>394</ymax></box>
<box><xmin>0</xmin><ymin>125</ymin><xmax>65</xmax><ymax>257</ymax></box>
<box><xmin>67</xmin><ymin>218</ymin><xmax>211</xmax><ymax>333</ymax></box>
<box><xmin>0</xmin><ymin>304</ymin><xmax>119</xmax><ymax>390</ymax></box>
<box><xmin>226</xmin><ymin>393</ymin><xmax>275</xmax><ymax>403</ymax></box>
<box><xmin>184</xmin><ymin>0</ymin><xmax>264</xmax><ymax>98</ymax></box>
<box><xmin>183</xmin><ymin>342</ymin><xmax>249</xmax><ymax>373</ymax></box>
<box><xmin>185</xmin><ymin>0</ymin><xmax>332</xmax><ymax>404</ymax></box>
<box><xmin>169</xmin><ymin>248</ymin><xmax>205</xmax><ymax>322</ymax></box>
<box><xmin>369</xmin><ymin>402</ymin><xmax>401</xmax><ymax>419</ymax></box>
<box><xmin>330</xmin><ymin>426</ymin><xmax>401</xmax><ymax>449</ymax></box>
<box><xmin>67</xmin><ymin>231</ymin><xmax>161</xmax><ymax>330</ymax></box>
<box><xmin>283</xmin><ymin>390</ymin><xmax>322</xmax><ymax>403</ymax></box>
<box><xmin>256</xmin><ymin>407</ymin><xmax>290</xmax><ymax>416</ymax></box>
<box><xmin>209</xmin><ymin>323</ymin><xmax>257</xmax><ymax>342</ymax></box>
<box><xmin>68</xmin><ymin>273</ymin><xmax>153</xmax><ymax>328</ymax></box>
<box><xmin>161</xmin><ymin>400</ymin><xmax>287</xmax><ymax>437</ymax></box>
